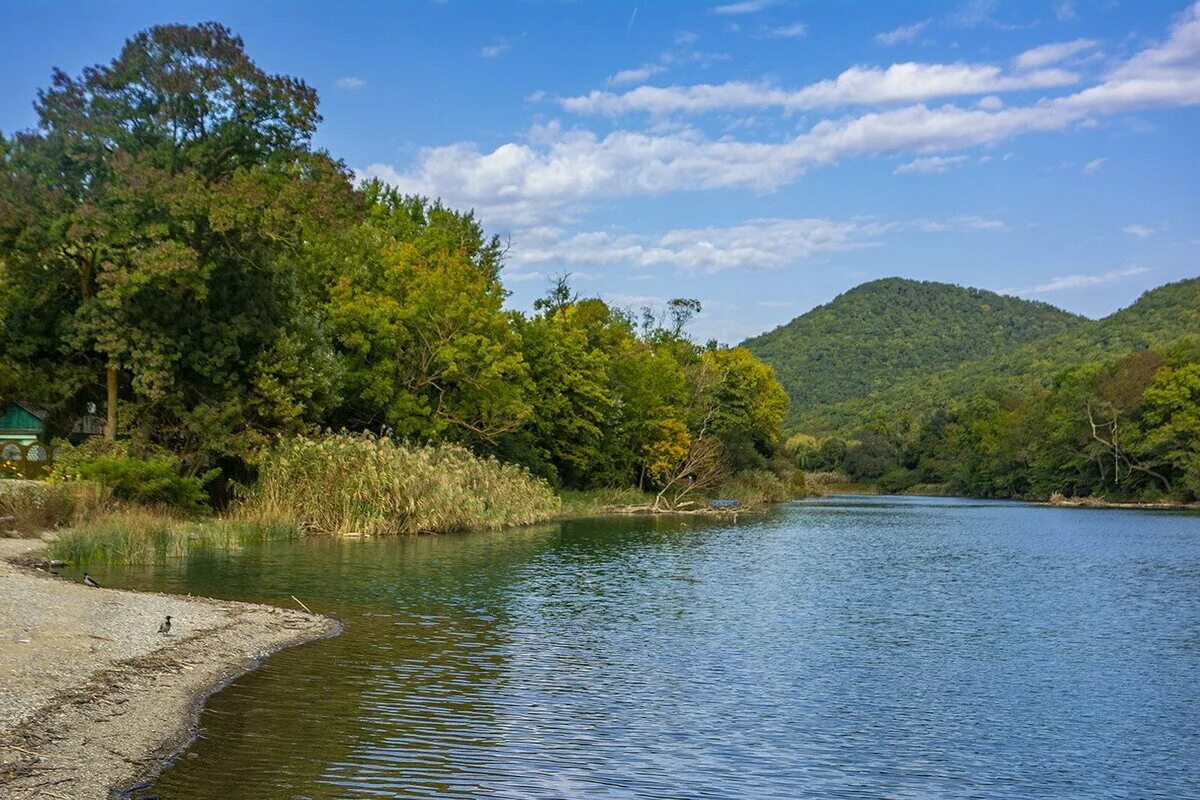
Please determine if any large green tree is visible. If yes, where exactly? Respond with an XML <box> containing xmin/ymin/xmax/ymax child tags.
<box><xmin>304</xmin><ymin>186</ymin><xmax>532</xmax><ymax>446</ymax></box>
<box><xmin>0</xmin><ymin>22</ymin><xmax>357</xmax><ymax>462</ymax></box>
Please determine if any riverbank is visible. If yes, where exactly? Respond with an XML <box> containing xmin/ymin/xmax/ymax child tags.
<box><xmin>1044</xmin><ymin>493</ymin><xmax>1200</xmax><ymax>511</ymax></box>
<box><xmin>0</xmin><ymin>537</ymin><xmax>340</xmax><ymax>800</ymax></box>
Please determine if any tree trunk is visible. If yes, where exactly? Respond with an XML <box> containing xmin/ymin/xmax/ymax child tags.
<box><xmin>105</xmin><ymin>366</ymin><xmax>118</xmax><ymax>440</ymax></box>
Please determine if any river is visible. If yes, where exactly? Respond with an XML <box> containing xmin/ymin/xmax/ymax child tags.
<box><xmin>96</xmin><ymin>496</ymin><xmax>1199</xmax><ymax>799</ymax></box>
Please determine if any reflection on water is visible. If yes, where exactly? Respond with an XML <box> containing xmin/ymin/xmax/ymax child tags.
<box><xmin>96</xmin><ymin>497</ymin><xmax>1200</xmax><ymax>799</ymax></box>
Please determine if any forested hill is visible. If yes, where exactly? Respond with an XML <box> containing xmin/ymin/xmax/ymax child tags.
<box><xmin>745</xmin><ymin>276</ymin><xmax>1200</xmax><ymax>434</ymax></box>
<box><xmin>742</xmin><ymin>278</ymin><xmax>1088</xmax><ymax>427</ymax></box>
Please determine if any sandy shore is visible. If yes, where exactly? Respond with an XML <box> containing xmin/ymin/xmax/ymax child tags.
<box><xmin>0</xmin><ymin>538</ymin><xmax>340</xmax><ymax>800</ymax></box>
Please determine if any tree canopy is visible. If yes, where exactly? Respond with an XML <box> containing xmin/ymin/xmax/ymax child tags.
<box><xmin>0</xmin><ymin>22</ymin><xmax>791</xmax><ymax>499</ymax></box>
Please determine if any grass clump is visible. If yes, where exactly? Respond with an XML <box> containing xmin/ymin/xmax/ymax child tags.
<box><xmin>558</xmin><ymin>487</ymin><xmax>656</xmax><ymax>518</ymax></box>
<box><xmin>50</xmin><ymin>509</ymin><xmax>299</xmax><ymax>564</ymax></box>
<box><xmin>243</xmin><ymin>432</ymin><xmax>561</xmax><ymax>535</ymax></box>
<box><xmin>0</xmin><ymin>479</ymin><xmax>113</xmax><ymax>537</ymax></box>
<box><xmin>716</xmin><ymin>469</ymin><xmax>794</xmax><ymax>508</ymax></box>
<box><xmin>1</xmin><ymin>480</ymin><xmax>66</xmax><ymax>536</ymax></box>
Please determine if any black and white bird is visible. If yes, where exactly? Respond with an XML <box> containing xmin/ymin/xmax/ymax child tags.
<box><xmin>158</xmin><ymin>615</ymin><xmax>172</xmax><ymax>635</ymax></box>
<box><xmin>83</xmin><ymin>573</ymin><xmax>100</xmax><ymax>588</ymax></box>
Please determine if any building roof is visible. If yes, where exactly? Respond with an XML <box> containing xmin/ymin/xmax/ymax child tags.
<box><xmin>6</xmin><ymin>401</ymin><xmax>49</xmax><ymax>420</ymax></box>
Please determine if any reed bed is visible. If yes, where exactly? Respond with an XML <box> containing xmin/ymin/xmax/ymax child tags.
<box><xmin>716</xmin><ymin>469</ymin><xmax>794</xmax><ymax>507</ymax></box>
<box><xmin>558</xmin><ymin>487</ymin><xmax>657</xmax><ymax>517</ymax></box>
<box><xmin>50</xmin><ymin>509</ymin><xmax>300</xmax><ymax>564</ymax></box>
<box><xmin>0</xmin><ymin>479</ymin><xmax>110</xmax><ymax>536</ymax></box>
<box><xmin>243</xmin><ymin>433</ymin><xmax>561</xmax><ymax>536</ymax></box>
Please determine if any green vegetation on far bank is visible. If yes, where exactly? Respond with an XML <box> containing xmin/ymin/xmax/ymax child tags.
<box><xmin>769</xmin><ymin>287</ymin><xmax>1200</xmax><ymax>503</ymax></box>
<box><xmin>0</xmin><ymin>20</ymin><xmax>802</xmax><ymax>556</ymax></box>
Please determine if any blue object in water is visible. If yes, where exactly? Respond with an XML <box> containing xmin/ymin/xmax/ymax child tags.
<box><xmin>710</xmin><ymin>498</ymin><xmax>740</xmax><ymax>508</ymax></box>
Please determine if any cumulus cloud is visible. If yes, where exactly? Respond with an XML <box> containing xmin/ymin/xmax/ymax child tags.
<box><xmin>894</xmin><ymin>154</ymin><xmax>971</xmax><ymax>174</ymax></box>
<box><xmin>561</xmin><ymin>62</ymin><xmax>1079</xmax><ymax>115</ymax></box>
<box><xmin>363</xmin><ymin>3</ymin><xmax>1200</xmax><ymax>227</ymax></box>
<box><xmin>1013</xmin><ymin>38</ymin><xmax>1100</xmax><ymax>70</ymax></box>
<box><xmin>1123</xmin><ymin>224</ymin><xmax>1156</xmax><ymax>238</ymax></box>
<box><xmin>876</xmin><ymin>20</ymin><xmax>931</xmax><ymax>46</ymax></box>
<box><xmin>335</xmin><ymin>76</ymin><xmax>366</xmax><ymax>90</ymax></box>
<box><xmin>505</xmin><ymin>216</ymin><xmax>1006</xmax><ymax>274</ymax></box>
<box><xmin>1002</xmin><ymin>266</ymin><xmax>1151</xmax><ymax>295</ymax></box>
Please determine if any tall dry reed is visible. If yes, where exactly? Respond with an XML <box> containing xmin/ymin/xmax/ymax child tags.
<box><xmin>243</xmin><ymin>433</ymin><xmax>561</xmax><ymax>535</ymax></box>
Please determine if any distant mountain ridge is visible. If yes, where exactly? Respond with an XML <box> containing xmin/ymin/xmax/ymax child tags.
<box><xmin>743</xmin><ymin>276</ymin><xmax>1200</xmax><ymax>433</ymax></box>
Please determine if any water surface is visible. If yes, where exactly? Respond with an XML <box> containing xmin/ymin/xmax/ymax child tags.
<box><xmin>98</xmin><ymin>496</ymin><xmax>1200</xmax><ymax>799</ymax></box>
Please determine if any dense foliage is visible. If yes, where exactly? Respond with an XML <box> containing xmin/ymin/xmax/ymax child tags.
<box><xmin>0</xmin><ymin>23</ymin><xmax>791</xmax><ymax>511</ymax></box>
<box><xmin>744</xmin><ymin>278</ymin><xmax>1087</xmax><ymax>430</ymax></box>
<box><xmin>773</xmin><ymin>282</ymin><xmax>1200</xmax><ymax>503</ymax></box>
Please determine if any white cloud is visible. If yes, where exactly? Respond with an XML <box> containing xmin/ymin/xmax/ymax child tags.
<box><xmin>894</xmin><ymin>154</ymin><xmax>971</xmax><ymax>174</ymax></box>
<box><xmin>712</xmin><ymin>0</ymin><xmax>775</xmax><ymax>14</ymax></box>
<box><xmin>1002</xmin><ymin>266</ymin><xmax>1151</xmax><ymax>295</ymax></box>
<box><xmin>1054</xmin><ymin>1</ymin><xmax>1078</xmax><ymax>22</ymax></box>
<box><xmin>1123</xmin><ymin>224</ymin><xmax>1156</xmax><ymax>238</ymax></box>
<box><xmin>1013</xmin><ymin>38</ymin><xmax>1100</xmax><ymax>70</ymax></box>
<box><xmin>950</xmin><ymin>0</ymin><xmax>999</xmax><ymax>28</ymax></box>
<box><xmin>365</xmin><ymin>3</ymin><xmax>1200</xmax><ymax>227</ymax></box>
<box><xmin>481</xmin><ymin>40</ymin><xmax>510</xmax><ymax>58</ymax></box>
<box><xmin>507</xmin><ymin>216</ymin><xmax>1005</xmax><ymax>274</ymax></box>
<box><xmin>609</xmin><ymin>64</ymin><xmax>667</xmax><ymax>85</ymax></box>
<box><xmin>911</xmin><ymin>215</ymin><xmax>1008</xmax><ymax>232</ymax></box>
<box><xmin>675</xmin><ymin>31</ymin><xmax>700</xmax><ymax>45</ymax></box>
<box><xmin>875</xmin><ymin>20</ymin><xmax>931</xmax><ymax>46</ymax></box>
<box><xmin>767</xmin><ymin>23</ymin><xmax>808</xmax><ymax>39</ymax></box>
<box><xmin>335</xmin><ymin>76</ymin><xmax>366</xmax><ymax>90</ymax></box>
<box><xmin>1082</xmin><ymin>157</ymin><xmax>1106</xmax><ymax>173</ymax></box>
<box><xmin>562</xmin><ymin>63</ymin><xmax>1080</xmax><ymax>115</ymax></box>
<box><xmin>510</xmin><ymin>219</ymin><xmax>867</xmax><ymax>273</ymax></box>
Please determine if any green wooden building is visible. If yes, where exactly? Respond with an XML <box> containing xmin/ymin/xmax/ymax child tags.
<box><xmin>0</xmin><ymin>401</ymin><xmax>48</xmax><ymax>446</ymax></box>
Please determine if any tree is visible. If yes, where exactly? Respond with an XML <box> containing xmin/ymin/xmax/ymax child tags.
<box><xmin>0</xmin><ymin>22</ymin><xmax>357</xmax><ymax>463</ymax></box>
<box><xmin>843</xmin><ymin>431</ymin><xmax>897</xmax><ymax>481</ymax></box>
<box><xmin>697</xmin><ymin>347</ymin><xmax>788</xmax><ymax>469</ymax></box>
<box><xmin>1140</xmin><ymin>363</ymin><xmax>1200</xmax><ymax>497</ymax></box>
<box><xmin>511</xmin><ymin>299</ymin><xmax>614</xmax><ymax>486</ymax></box>
<box><xmin>650</xmin><ymin>433</ymin><xmax>727</xmax><ymax>511</ymax></box>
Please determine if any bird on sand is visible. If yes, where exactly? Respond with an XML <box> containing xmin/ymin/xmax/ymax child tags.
<box><xmin>83</xmin><ymin>573</ymin><xmax>100</xmax><ymax>588</ymax></box>
<box><xmin>158</xmin><ymin>615</ymin><xmax>172</xmax><ymax>635</ymax></box>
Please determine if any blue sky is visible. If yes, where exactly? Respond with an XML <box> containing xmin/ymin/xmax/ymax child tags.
<box><xmin>2</xmin><ymin>1</ymin><xmax>1197</xmax><ymax>342</ymax></box>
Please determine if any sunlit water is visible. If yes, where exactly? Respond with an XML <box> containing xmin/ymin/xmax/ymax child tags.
<box><xmin>95</xmin><ymin>496</ymin><xmax>1200</xmax><ymax>799</ymax></box>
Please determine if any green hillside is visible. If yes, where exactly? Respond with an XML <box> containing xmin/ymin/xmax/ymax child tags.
<box><xmin>742</xmin><ymin>278</ymin><xmax>1089</xmax><ymax>429</ymax></box>
<box><xmin>746</xmin><ymin>276</ymin><xmax>1199</xmax><ymax>502</ymax></box>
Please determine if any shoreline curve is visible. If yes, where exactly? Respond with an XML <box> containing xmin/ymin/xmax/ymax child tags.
<box><xmin>0</xmin><ymin>538</ymin><xmax>342</xmax><ymax>800</ymax></box>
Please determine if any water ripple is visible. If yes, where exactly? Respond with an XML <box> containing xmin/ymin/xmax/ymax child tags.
<box><xmin>99</xmin><ymin>497</ymin><xmax>1200</xmax><ymax>800</ymax></box>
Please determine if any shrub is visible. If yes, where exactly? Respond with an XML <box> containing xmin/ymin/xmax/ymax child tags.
<box><xmin>243</xmin><ymin>432</ymin><xmax>561</xmax><ymax>535</ymax></box>
<box><xmin>878</xmin><ymin>467</ymin><xmax>921</xmax><ymax>494</ymax></box>
<box><xmin>52</xmin><ymin>440</ymin><xmax>216</xmax><ymax>515</ymax></box>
